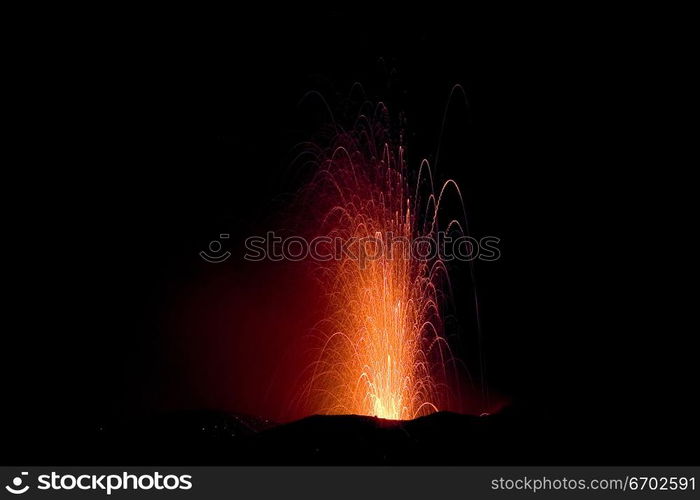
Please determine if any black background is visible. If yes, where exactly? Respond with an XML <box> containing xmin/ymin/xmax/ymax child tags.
<box><xmin>3</xmin><ymin>8</ymin><xmax>695</xmax><ymax>464</ymax></box>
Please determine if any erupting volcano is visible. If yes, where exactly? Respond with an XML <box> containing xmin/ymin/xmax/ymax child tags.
<box><xmin>295</xmin><ymin>101</ymin><xmax>476</xmax><ymax>420</ymax></box>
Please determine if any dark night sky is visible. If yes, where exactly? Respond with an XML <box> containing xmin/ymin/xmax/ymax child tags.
<box><xmin>3</xmin><ymin>8</ymin><xmax>696</xmax><ymax>463</ymax></box>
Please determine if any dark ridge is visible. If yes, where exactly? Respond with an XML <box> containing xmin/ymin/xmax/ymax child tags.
<box><xmin>12</xmin><ymin>405</ymin><xmax>674</xmax><ymax>465</ymax></box>
<box><xmin>11</xmin><ymin>405</ymin><xmax>633</xmax><ymax>465</ymax></box>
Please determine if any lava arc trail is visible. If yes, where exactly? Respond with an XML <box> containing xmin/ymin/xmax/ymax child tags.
<box><xmin>296</xmin><ymin>102</ymin><xmax>473</xmax><ymax>420</ymax></box>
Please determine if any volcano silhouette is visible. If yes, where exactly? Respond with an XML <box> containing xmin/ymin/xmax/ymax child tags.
<box><xmin>51</xmin><ymin>406</ymin><xmax>596</xmax><ymax>465</ymax></box>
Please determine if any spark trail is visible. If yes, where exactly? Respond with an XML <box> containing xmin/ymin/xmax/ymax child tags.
<box><xmin>296</xmin><ymin>102</ymin><xmax>473</xmax><ymax>420</ymax></box>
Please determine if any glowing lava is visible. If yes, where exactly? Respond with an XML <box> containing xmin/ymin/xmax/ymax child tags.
<box><xmin>298</xmin><ymin>104</ymin><xmax>467</xmax><ymax>420</ymax></box>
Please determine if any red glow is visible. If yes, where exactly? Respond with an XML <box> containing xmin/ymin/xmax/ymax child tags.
<box><xmin>162</xmin><ymin>103</ymin><xmax>502</xmax><ymax>422</ymax></box>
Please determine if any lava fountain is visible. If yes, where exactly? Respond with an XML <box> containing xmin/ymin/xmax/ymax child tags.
<box><xmin>296</xmin><ymin>102</ymin><xmax>473</xmax><ymax>420</ymax></box>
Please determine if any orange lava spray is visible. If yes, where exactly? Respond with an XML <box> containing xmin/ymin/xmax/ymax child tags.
<box><xmin>297</xmin><ymin>103</ymin><xmax>469</xmax><ymax>420</ymax></box>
